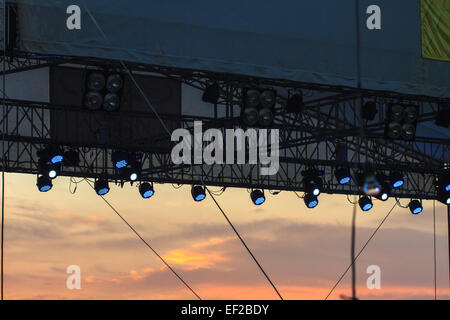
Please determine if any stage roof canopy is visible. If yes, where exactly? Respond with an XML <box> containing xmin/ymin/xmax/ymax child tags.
<box><xmin>5</xmin><ymin>0</ymin><xmax>450</xmax><ymax>98</ymax></box>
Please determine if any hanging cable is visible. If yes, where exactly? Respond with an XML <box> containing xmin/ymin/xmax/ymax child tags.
<box><xmin>206</xmin><ymin>187</ymin><xmax>283</xmax><ymax>300</ymax></box>
<box><xmin>325</xmin><ymin>200</ymin><xmax>398</xmax><ymax>300</ymax></box>
<box><xmin>83</xmin><ymin>2</ymin><xmax>283</xmax><ymax>300</ymax></box>
<box><xmin>85</xmin><ymin>180</ymin><xmax>202</xmax><ymax>300</ymax></box>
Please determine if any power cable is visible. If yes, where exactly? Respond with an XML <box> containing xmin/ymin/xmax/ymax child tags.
<box><xmin>85</xmin><ymin>180</ymin><xmax>202</xmax><ymax>300</ymax></box>
<box><xmin>325</xmin><ymin>200</ymin><xmax>398</xmax><ymax>300</ymax></box>
<box><xmin>206</xmin><ymin>187</ymin><xmax>283</xmax><ymax>300</ymax></box>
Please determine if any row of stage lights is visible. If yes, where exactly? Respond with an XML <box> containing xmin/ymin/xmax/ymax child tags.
<box><xmin>205</xmin><ymin>84</ymin><xmax>441</xmax><ymax>142</ymax></box>
<box><xmin>35</xmin><ymin>146</ymin><xmax>450</xmax><ymax>215</ymax></box>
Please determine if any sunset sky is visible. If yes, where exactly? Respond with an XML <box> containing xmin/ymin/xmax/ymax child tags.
<box><xmin>1</xmin><ymin>172</ymin><xmax>449</xmax><ymax>300</ymax></box>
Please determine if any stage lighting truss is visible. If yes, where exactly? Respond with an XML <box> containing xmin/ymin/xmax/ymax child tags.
<box><xmin>84</xmin><ymin>70</ymin><xmax>123</xmax><ymax>112</ymax></box>
<box><xmin>250</xmin><ymin>189</ymin><xmax>265</xmax><ymax>205</ymax></box>
<box><xmin>241</xmin><ymin>88</ymin><xmax>277</xmax><ymax>127</ymax></box>
<box><xmin>385</xmin><ymin>103</ymin><xmax>419</xmax><ymax>141</ymax></box>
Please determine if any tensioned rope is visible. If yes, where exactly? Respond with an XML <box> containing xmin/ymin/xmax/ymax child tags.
<box><xmin>85</xmin><ymin>180</ymin><xmax>202</xmax><ymax>300</ymax></box>
<box><xmin>325</xmin><ymin>200</ymin><xmax>398</xmax><ymax>300</ymax></box>
<box><xmin>82</xmin><ymin>2</ymin><xmax>283</xmax><ymax>300</ymax></box>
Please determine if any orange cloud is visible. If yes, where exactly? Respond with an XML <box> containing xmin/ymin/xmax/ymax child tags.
<box><xmin>129</xmin><ymin>270</ymin><xmax>145</xmax><ymax>280</ymax></box>
<box><xmin>163</xmin><ymin>249</ymin><xmax>227</xmax><ymax>270</ymax></box>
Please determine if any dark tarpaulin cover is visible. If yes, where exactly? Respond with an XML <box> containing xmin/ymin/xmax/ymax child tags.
<box><xmin>8</xmin><ymin>0</ymin><xmax>450</xmax><ymax>98</ymax></box>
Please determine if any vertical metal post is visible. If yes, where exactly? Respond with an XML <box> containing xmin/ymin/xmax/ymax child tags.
<box><xmin>351</xmin><ymin>201</ymin><xmax>357</xmax><ymax>300</ymax></box>
<box><xmin>448</xmin><ymin>205</ymin><xmax>450</xmax><ymax>295</ymax></box>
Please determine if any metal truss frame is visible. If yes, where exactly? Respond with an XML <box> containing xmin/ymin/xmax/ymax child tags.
<box><xmin>1</xmin><ymin>52</ymin><xmax>449</xmax><ymax>200</ymax></box>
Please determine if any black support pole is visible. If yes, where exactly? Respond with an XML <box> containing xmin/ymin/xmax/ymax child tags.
<box><xmin>448</xmin><ymin>205</ymin><xmax>450</xmax><ymax>295</ymax></box>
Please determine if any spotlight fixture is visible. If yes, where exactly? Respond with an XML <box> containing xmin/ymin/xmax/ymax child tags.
<box><xmin>40</xmin><ymin>163</ymin><xmax>60</xmax><ymax>180</ymax></box>
<box><xmin>408</xmin><ymin>200</ymin><xmax>423</xmax><ymax>215</ymax></box>
<box><xmin>361</xmin><ymin>101</ymin><xmax>378</xmax><ymax>121</ymax></box>
<box><xmin>63</xmin><ymin>150</ymin><xmax>80</xmax><ymax>167</ymax></box>
<box><xmin>335</xmin><ymin>167</ymin><xmax>351</xmax><ymax>185</ymax></box>
<box><xmin>191</xmin><ymin>185</ymin><xmax>206</xmax><ymax>202</ymax></box>
<box><xmin>359</xmin><ymin>172</ymin><xmax>381</xmax><ymax>196</ymax></box>
<box><xmin>103</xmin><ymin>93</ymin><xmax>121</xmax><ymax>112</ymax></box>
<box><xmin>38</xmin><ymin>146</ymin><xmax>64</xmax><ymax>165</ymax></box>
<box><xmin>106</xmin><ymin>74</ymin><xmax>123</xmax><ymax>93</ymax></box>
<box><xmin>375</xmin><ymin>183</ymin><xmax>391</xmax><ymax>201</ymax></box>
<box><xmin>359</xmin><ymin>196</ymin><xmax>373</xmax><ymax>212</ymax></box>
<box><xmin>242</xmin><ymin>107</ymin><xmax>259</xmax><ymax>126</ymax></box>
<box><xmin>390</xmin><ymin>171</ymin><xmax>404</xmax><ymax>189</ymax></box>
<box><xmin>129</xmin><ymin>171</ymin><xmax>139</xmax><ymax>182</ymax></box>
<box><xmin>258</xmin><ymin>106</ymin><xmax>275</xmax><ymax>127</ymax></box>
<box><xmin>250</xmin><ymin>189</ymin><xmax>265</xmax><ymax>205</ymax></box>
<box><xmin>139</xmin><ymin>182</ymin><xmax>155</xmax><ymax>199</ymax></box>
<box><xmin>438</xmin><ymin>173</ymin><xmax>450</xmax><ymax>192</ymax></box>
<box><xmin>202</xmin><ymin>82</ymin><xmax>220</xmax><ymax>104</ymax></box>
<box><xmin>84</xmin><ymin>91</ymin><xmax>103</xmax><ymax>110</ymax></box>
<box><xmin>87</xmin><ymin>72</ymin><xmax>106</xmax><ymax>91</ymax></box>
<box><xmin>302</xmin><ymin>170</ymin><xmax>323</xmax><ymax>196</ymax></box>
<box><xmin>36</xmin><ymin>175</ymin><xmax>53</xmax><ymax>192</ymax></box>
<box><xmin>304</xmin><ymin>193</ymin><xmax>319</xmax><ymax>209</ymax></box>
<box><xmin>94</xmin><ymin>178</ymin><xmax>110</xmax><ymax>196</ymax></box>
<box><xmin>126</xmin><ymin>155</ymin><xmax>142</xmax><ymax>181</ymax></box>
<box><xmin>436</xmin><ymin>174</ymin><xmax>450</xmax><ymax>205</ymax></box>
<box><xmin>385</xmin><ymin>103</ymin><xmax>419</xmax><ymax>141</ymax></box>
<box><xmin>286</xmin><ymin>93</ymin><xmax>303</xmax><ymax>113</ymax></box>
<box><xmin>437</xmin><ymin>189</ymin><xmax>450</xmax><ymax>205</ymax></box>
<box><xmin>241</xmin><ymin>88</ymin><xmax>277</xmax><ymax>127</ymax></box>
<box><xmin>112</xmin><ymin>151</ymin><xmax>129</xmax><ymax>169</ymax></box>
<box><xmin>435</xmin><ymin>107</ymin><xmax>450</xmax><ymax>128</ymax></box>
<box><xmin>128</xmin><ymin>165</ymin><xmax>141</xmax><ymax>182</ymax></box>
<box><xmin>84</xmin><ymin>71</ymin><xmax>123</xmax><ymax>111</ymax></box>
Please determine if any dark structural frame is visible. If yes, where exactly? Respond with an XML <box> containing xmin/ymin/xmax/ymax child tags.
<box><xmin>1</xmin><ymin>52</ymin><xmax>449</xmax><ymax>201</ymax></box>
